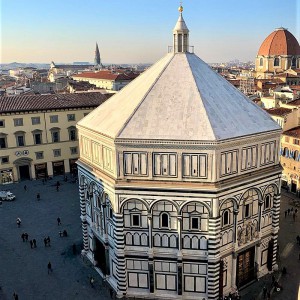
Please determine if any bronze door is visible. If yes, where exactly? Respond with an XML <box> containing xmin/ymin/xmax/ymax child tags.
<box><xmin>236</xmin><ymin>247</ymin><xmax>255</xmax><ymax>287</ymax></box>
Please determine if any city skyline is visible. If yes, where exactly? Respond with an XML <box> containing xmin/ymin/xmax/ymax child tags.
<box><xmin>1</xmin><ymin>0</ymin><xmax>299</xmax><ymax>64</ymax></box>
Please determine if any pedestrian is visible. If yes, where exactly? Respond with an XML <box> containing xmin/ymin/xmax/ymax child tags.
<box><xmin>295</xmin><ymin>208</ymin><xmax>298</xmax><ymax>214</ymax></box>
<box><xmin>64</xmin><ymin>175</ymin><xmax>68</xmax><ymax>182</ymax></box>
<box><xmin>57</xmin><ymin>217</ymin><xmax>61</xmax><ymax>226</ymax></box>
<box><xmin>21</xmin><ymin>233</ymin><xmax>25</xmax><ymax>242</ymax></box>
<box><xmin>63</xmin><ymin>229</ymin><xmax>68</xmax><ymax>237</ymax></box>
<box><xmin>44</xmin><ymin>238</ymin><xmax>47</xmax><ymax>247</ymax></box>
<box><xmin>13</xmin><ymin>292</ymin><xmax>19</xmax><ymax>300</ymax></box>
<box><xmin>33</xmin><ymin>239</ymin><xmax>37</xmax><ymax>248</ymax></box>
<box><xmin>30</xmin><ymin>240</ymin><xmax>33</xmax><ymax>249</ymax></box>
<box><xmin>263</xmin><ymin>286</ymin><xmax>267</xmax><ymax>299</ymax></box>
<box><xmin>89</xmin><ymin>276</ymin><xmax>95</xmax><ymax>288</ymax></box>
<box><xmin>47</xmin><ymin>262</ymin><xmax>53</xmax><ymax>274</ymax></box>
<box><xmin>291</xmin><ymin>207</ymin><xmax>294</xmax><ymax>212</ymax></box>
<box><xmin>24</xmin><ymin>233</ymin><xmax>28</xmax><ymax>242</ymax></box>
<box><xmin>284</xmin><ymin>210</ymin><xmax>287</xmax><ymax>218</ymax></box>
<box><xmin>16</xmin><ymin>218</ymin><xmax>21</xmax><ymax>227</ymax></box>
<box><xmin>36</xmin><ymin>193</ymin><xmax>40</xmax><ymax>201</ymax></box>
<box><xmin>293</xmin><ymin>212</ymin><xmax>296</xmax><ymax>222</ymax></box>
<box><xmin>272</xmin><ymin>275</ymin><xmax>276</xmax><ymax>286</ymax></box>
<box><xmin>24</xmin><ymin>185</ymin><xmax>27</xmax><ymax>191</ymax></box>
<box><xmin>47</xmin><ymin>236</ymin><xmax>51</xmax><ymax>247</ymax></box>
<box><xmin>288</xmin><ymin>208</ymin><xmax>291</xmax><ymax>215</ymax></box>
<box><xmin>56</xmin><ymin>181</ymin><xmax>60</xmax><ymax>187</ymax></box>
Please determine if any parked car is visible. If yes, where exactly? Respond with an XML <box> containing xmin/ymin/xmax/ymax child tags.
<box><xmin>0</xmin><ymin>191</ymin><xmax>16</xmax><ymax>201</ymax></box>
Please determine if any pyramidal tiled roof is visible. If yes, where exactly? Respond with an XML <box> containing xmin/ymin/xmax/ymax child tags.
<box><xmin>78</xmin><ymin>51</ymin><xmax>281</xmax><ymax>141</ymax></box>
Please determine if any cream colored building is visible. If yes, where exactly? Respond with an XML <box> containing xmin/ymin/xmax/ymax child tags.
<box><xmin>77</xmin><ymin>7</ymin><xmax>282</xmax><ymax>299</ymax></box>
<box><xmin>72</xmin><ymin>70</ymin><xmax>140</xmax><ymax>91</ymax></box>
<box><xmin>0</xmin><ymin>92</ymin><xmax>109</xmax><ymax>184</ymax></box>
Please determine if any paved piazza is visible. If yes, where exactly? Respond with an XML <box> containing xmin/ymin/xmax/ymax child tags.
<box><xmin>0</xmin><ymin>177</ymin><xmax>111</xmax><ymax>300</ymax></box>
<box><xmin>0</xmin><ymin>178</ymin><xmax>299</xmax><ymax>300</ymax></box>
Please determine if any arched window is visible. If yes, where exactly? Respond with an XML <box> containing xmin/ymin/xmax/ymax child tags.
<box><xmin>222</xmin><ymin>210</ymin><xmax>229</xmax><ymax>226</ymax></box>
<box><xmin>265</xmin><ymin>194</ymin><xmax>271</xmax><ymax>209</ymax></box>
<box><xmin>161</xmin><ymin>213</ymin><xmax>169</xmax><ymax>228</ymax></box>
<box><xmin>274</xmin><ymin>57</ymin><xmax>280</xmax><ymax>67</ymax></box>
<box><xmin>259</xmin><ymin>58</ymin><xmax>263</xmax><ymax>66</ymax></box>
<box><xmin>292</xmin><ymin>57</ymin><xmax>296</xmax><ymax>68</ymax></box>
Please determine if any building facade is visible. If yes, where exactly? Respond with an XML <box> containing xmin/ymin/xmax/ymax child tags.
<box><xmin>77</xmin><ymin>7</ymin><xmax>282</xmax><ymax>299</ymax></box>
<box><xmin>0</xmin><ymin>92</ymin><xmax>109</xmax><ymax>184</ymax></box>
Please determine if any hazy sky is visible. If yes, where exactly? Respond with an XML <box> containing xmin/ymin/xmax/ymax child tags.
<box><xmin>1</xmin><ymin>0</ymin><xmax>299</xmax><ymax>64</ymax></box>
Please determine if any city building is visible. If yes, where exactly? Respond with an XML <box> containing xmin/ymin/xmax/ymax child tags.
<box><xmin>280</xmin><ymin>127</ymin><xmax>300</xmax><ymax>192</ymax></box>
<box><xmin>77</xmin><ymin>6</ymin><xmax>282</xmax><ymax>300</ymax></box>
<box><xmin>71</xmin><ymin>70</ymin><xmax>140</xmax><ymax>91</ymax></box>
<box><xmin>48</xmin><ymin>62</ymin><xmax>94</xmax><ymax>82</ymax></box>
<box><xmin>0</xmin><ymin>92</ymin><xmax>110</xmax><ymax>184</ymax></box>
<box><xmin>255</xmin><ymin>27</ymin><xmax>300</xmax><ymax>79</ymax></box>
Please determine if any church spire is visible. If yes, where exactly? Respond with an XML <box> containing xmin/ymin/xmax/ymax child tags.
<box><xmin>94</xmin><ymin>42</ymin><xmax>101</xmax><ymax>68</ymax></box>
<box><xmin>173</xmin><ymin>4</ymin><xmax>189</xmax><ymax>53</ymax></box>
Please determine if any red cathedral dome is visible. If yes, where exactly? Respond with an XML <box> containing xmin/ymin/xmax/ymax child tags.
<box><xmin>258</xmin><ymin>27</ymin><xmax>300</xmax><ymax>56</ymax></box>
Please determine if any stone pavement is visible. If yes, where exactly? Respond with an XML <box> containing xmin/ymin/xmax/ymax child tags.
<box><xmin>0</xmin><ymin>176</ymin><xmax>111</xmax><ymax>300</ymax></box>
<box><xmin>239</xmin><ymin>191</ymin><xmax>300</xmax><ymax>300</ymax></box>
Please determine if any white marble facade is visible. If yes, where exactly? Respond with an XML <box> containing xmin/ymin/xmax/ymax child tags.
<box><xmin>77</xmin><ymin>7</ymin><xmax>282</xmax><ymax>300</ymax></box>
<box><xmin>77</xmin><ymin>129</ymin><xmax>281</xmax><ymax>299</ymax></box>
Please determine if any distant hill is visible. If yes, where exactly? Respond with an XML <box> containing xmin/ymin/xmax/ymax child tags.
<box><xmin>0</xmin><ymin>62</ymin><xmax>50</xmax><ymax>70</ymax></box>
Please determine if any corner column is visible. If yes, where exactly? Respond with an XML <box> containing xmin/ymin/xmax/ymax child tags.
<box><xmin>79</xmin><ymin>184</ymin><xmax>89</xmax><ymax>253</ymax></box>
<box><xmin>113</xmin><ymin>213</ymin><xmax>127</xmax><ymax>296</ymax></box>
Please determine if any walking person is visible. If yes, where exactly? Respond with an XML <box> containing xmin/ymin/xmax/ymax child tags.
<box><xmin>30</xmin><ymin>240</ymin><xmax>33</xmax><ymax>249</ymax></box>
<box><xmin>47</xmin><ymin>236</ymin><xmax>51</xmax><ymax>247</ymax></box>
<box><xmin>47</xmin><ymin>262</ymin><xmax>53</xmax><ymax>274</ymax></box>
<box><xmin>33</xmin><ymin>239</ymin><xmax>37</xmax><ymax>248</ymax></box>
<box><xmin>263</xmin><ymin>286</ymin><xmax>267</xmax><ymax>299</ymax></box>
<box><xmin>24</xmin><ymin>185</ymin><xmax>27</xmax><ymax>192</ymax></box>
<box><xmin>36</xmin><ymin>193</ymin><xmax>40</xmax><ymax>201</ymax></box>
<box><xmin>288</xmin><ymin>208</ymin><xmax>291</xmax><ymax>215</ymax></box>
<box><xmin>89</xmin><ymin>276</ymin><xmax>95</xmax><ymax>288</ymax></box>
<box><xmin>16</xmin><ymin>218</ymin><xmax>21</xmax><ymax>228</ymax></box>
<box><xmin>57</xmin><ymin>217</ymin><xmax>61</xmax><ymax>226</ymax></box>
<box><xmin>24</xmin><ymin>233</ymin><xmax>28</xmax><ymax>242</ymax></box>
<box><xmin>21</xmin><ymin>233</ymin><xmax>25</xmax><ymax>242</ymax></box>
<box><xmin>13</xmin><ymin>292</ymin><xmax>19</xmax><ymax>300</ymax></box>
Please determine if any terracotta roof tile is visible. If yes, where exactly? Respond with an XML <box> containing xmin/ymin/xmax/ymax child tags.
<box><xmin>264</xmin><ymin>107</ymin><xmax>292</xmax><ymax>117</ymax></box>
<box><xmin>72</xmin><ymin>70</ymin><xmax>140</xmax><ymax>81</ymax></box>
<box><xmin>283</xmin><ymin>126</ymin><xmax>300</xmax><ymax>138</ymax></box>
<box><xmin>258</xmin><ymin>28</ymin><xmax>300</xmax><ymax>56</ymax></box>
<box><xmin>0</xmin><ymin>92</ymin><xmax>111</xmax><ymax>113</ymax></box>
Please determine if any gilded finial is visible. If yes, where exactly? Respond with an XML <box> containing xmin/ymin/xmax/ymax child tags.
<box><xmin>178</xmin><ymin>1</ymin><xmax>183</xmax><ymax>13</ymax></box>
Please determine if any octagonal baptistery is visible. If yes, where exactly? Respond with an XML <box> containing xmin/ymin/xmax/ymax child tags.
<box><xmin>77</xmin><ymin>7</ymin><xmax>282</xmax><ymax>300</ymax></box>
<box><xmin>255</xmin><ymin>27</ymin><xmax>300</xmax><ymax>79</ymax></box>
